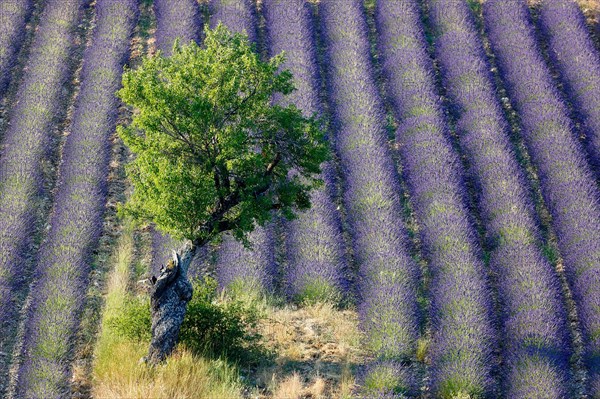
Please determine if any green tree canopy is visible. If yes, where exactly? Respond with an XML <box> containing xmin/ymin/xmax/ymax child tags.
<box><xmin>117</xmin><ymin>24</ymin><xmax>329</xmax><ymax>246</ymax></box>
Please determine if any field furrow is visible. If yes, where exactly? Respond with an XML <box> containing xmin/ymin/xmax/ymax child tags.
<box><xmin>12</xmin><ymin>1</ymin><xmax>138</xmax><ymax>397</ymax></box>
<box><xmin>537</xmin><ymin>0</ymin><xmax>600</xmax><ymax>175</ymax></box>
<box><xmin>263</xmin><ymin>0</ymin><xmax>347</xmax><ymax>304</ymax></box>
<box><xmin>428</xmin><ymin>0</ymin><xmax>570</xmax><ymax>396</ymax></box>
<box><xmin>319</xmin><ymin>0</ymin><xmax>421</xmax><ymax>393</ymax></box>
<box><xmin>0</xmin><ymin>0</ymin><xmax>32</xmax><ymax>96</ymax></box>
<box><xmin>484</xmin><ymin>0</ymin><xmax>600</xmax><ymax>394</ymax></box>
<box><xmin>375</xmin><ymin>0</ymin><xmax>497</xmax><ymax>396</ymax></box>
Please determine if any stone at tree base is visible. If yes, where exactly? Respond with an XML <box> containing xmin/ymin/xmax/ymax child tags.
<box><xmin>147</xmin><ymin>249</ymin><xmax>194</xmax><ymax>364</ymax></box>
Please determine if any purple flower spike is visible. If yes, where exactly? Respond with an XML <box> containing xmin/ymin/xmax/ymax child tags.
<box><xmin>0</xmin><ymin>0</ymin><xmax>85</xmax><ymax>385</ymax></box>
<box><xmin>427</xmin><ymin>0</ymin><xmax>571</xmax><ymax>395</ymax></box>
<box><xmin>210</xmin><ymin>0</ymin><xmax>257</xmax><ymax>44</ymax></box>
<box><xmin>208</xmin><ymin>0</ymin><xmax>277</xmax><ymax>296</ymax></box>
<box><xmin>0</xmin><ymin>0</ymin><xmax>32</xmax><ymax>95</ymax></box>
<box><xmin>154</xmin><ymin>0</ymin><xmax>201</xmax><ymax>56</ymax></box>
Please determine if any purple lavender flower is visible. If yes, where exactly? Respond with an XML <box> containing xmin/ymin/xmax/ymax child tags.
<box><xmin>484</xmin><ymin>0</ymin><xmax>600</xmax><ymax>394</ymax></box>
<box><xmin>208</xmin><ymin>0</ymin><xmax>277</xmax><ymax>296</ymax></box>
<box><xmin>215</xmin><ymin>229</ymin><xmax>277</xmax><ymax>294</ymax></box>
<box><xmin>537</xmin><ymin>0</ymin><xmax>600</xmax><ymax>175</ymax></box>
<box><xmin>209</xmin><ymin>0</ymin><xmax>257</xmax><ymax>44</ymax></box>
<box><xmin>0</xmin><ymin>0</ymin><xmax>32</xmax><ymax>95</ymax></box>
<box><xmin>154</xmin><ymin>0</ymin><xmax>201</xmax><ymax>56</ymax></box>
<box><xmin>0</xmin><ymin>0</ymin><xmax>84</xmax><ymax>376</ymax></box>
<box><xmin>426</xmin><ymin>0</ymin><xmax>571</xmax><ymax>395</ymax></box>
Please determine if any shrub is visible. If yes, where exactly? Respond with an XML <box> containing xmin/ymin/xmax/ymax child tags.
<box><xmin>179</xmin><ymin>277</ymin><xmax>263</xmax><ymax>363</ymax></box>
<box><xmin>107</xmin><ymin>295</ymin><xmax>152</xmax><ymax>342</ymax></box>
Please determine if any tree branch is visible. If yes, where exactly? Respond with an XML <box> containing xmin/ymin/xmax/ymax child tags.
<box><xmin>191</xmin><ymin>151</ymin><xmax>282</xmax><ymax>246</ymax></box>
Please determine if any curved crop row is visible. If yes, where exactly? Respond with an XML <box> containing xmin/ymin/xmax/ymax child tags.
<box><xmin>0</xmin><ymin>0</ymin><xmax>32</xmax><ymax>95</ymax></box>
<box><xmin>374</xmin><ymin>1</ymin><xmax>496</xmax><ymax>396</ymax></box>
<box><xmin>0</xmin><ymin>0</ymin><xmax>83</xmax><ymax>363</ymax></box>
<box><xmin>209</xmin><ymin>0</ymin><xmax>275</xmax><ymax>295</ymax></box>
<box><xmin>537</xmin><ymin>0</ymin><xmax>600</xmax><ymax>174</ymax></box>
<box><xmin>14</xmin><ymin>1</ymin><xmax>138</xmax><ymax>397</ymax></box>
<box><xmin>483</xmin><ymin>0</ymin><xmax>600</xmax><ymax>395</ymax></box>
<box><xmin>428</xmin><ymin>0</ymin><xmax>570</xmax><ymax>396</ymax></box>
<box><xmin>319</xmin><ymin>0</ymin><xmax>420</xmax><ymax>394</ymax></box>
<box><xmin>155</xmin><ymin>0</ymin><xmax>200</xmax><ymax>56</ymax></box>
<box><xmin>263</xmin><ymin>0</ymin><xmax>347</xmax><ymax>304</ymax></box>
<box><xmin>150</xmin><ymin>0</ymin><xmax>201</xmax><ymax>275</ymax></box>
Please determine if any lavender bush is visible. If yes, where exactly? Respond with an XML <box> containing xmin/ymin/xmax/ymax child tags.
<box><xmin>537</xmin><ymin>0</ymin><xmax>600</xmax><ymax>174</ymax></box>
<box><xmin>484</xmin><ymin>0</ymin><xmax>600</xmax><ymax>394</ymax></box>
<box><xmin>427</xmin><ymin>0</ymin><xmax>570</xmax><ymax>396</ymax></box>
<box><xmin>210</xmin><ymin>0</ymin><xmax>257</xmax><ymax>44</ymax></box>
<box><xmin>0</xmin><ymin>0</ymin><xmax>82</xmax><ymax>365</ymax></box>
<box><xmin>14</xmin><ymin>1</ymin><xmax>138</xmax><ymax>397</ymax></box>
<box><xmin>319</xmin><ymin>0</ymin><xmax>420</xmax><ymax>393</ymax></box>
<box><xmin>154</xmin><ymin>0</ymin><xmax>201</xmax><ymax>56</ymax></box>
<box><xmin>215</xmin><ymin>230</ymin><xmax>277</xmax><ymax>295</ymax></box>
<box><xmin>263</xmin><ymin>0</ymin><xmax>347</xmax><ymax>305</ymax></box>
<box><xmin>375</xmin><ymin>0</ymin><xmax>497</xmax><ymax>396</ymax></box>
<box><xmin>0</xmin><ymin>0</ymin><xmax>32</xmax><ymax>95</ymax></box>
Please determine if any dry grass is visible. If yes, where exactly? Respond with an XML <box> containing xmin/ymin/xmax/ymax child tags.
<box><xmin>252</xmin><ymin>302</ymin><xmax>366</xmax><ymax>399</ymax></box>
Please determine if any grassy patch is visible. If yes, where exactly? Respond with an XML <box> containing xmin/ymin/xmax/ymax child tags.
<box><xmin>92</xmin><ymin>225</ymin><xmax>244</xmax><ymax>398</ymax></box>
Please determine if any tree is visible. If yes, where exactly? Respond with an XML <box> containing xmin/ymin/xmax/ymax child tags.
<box><xmin>117</xmin><ymin>24</ymin><xmax>329</xmax><ymax>364</ymax></box>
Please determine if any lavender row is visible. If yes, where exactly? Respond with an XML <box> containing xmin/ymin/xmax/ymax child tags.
<box><xmin>427</xmin><ymin>0</ymin><xmax>570</xmax><ymax>395</ymax></box>
<box><xmin>537</xmin><ymin>0</ymin><xmax>600</xmax><ymax>174</ymax></box>
<box><xmin>374</xmin><ymin>1</ymin><xmax>496</xmax><ymax>396</ymax></box>
<box><xmin>14</xmin><ymin>1</ymin><xmax>138</xmax><ymax>397</ymax></box>
<box><xmin>0</xmin><ymin>0</ymin><xmax>82</xmax><ymax>358</ymax></box>
<box><xmin>0</xmin><ymin>0</ymin><xmax>32</xmax><ymax>95</ymax></box>
<box><xmin>215</xmin><ymin>231</ymin><xmax>277</xmax><ymax>294</ymax></box>
<box><xmin>209</xmin><ymin>0</ymin><xmax>257</xmax><ymax>44</ymax></box>
<box><xmin>263</xmin><ymin>0</ymin><xmax>347</xmax><ymax>304</ymax></box>
<box><xmin>483</xmin><ymin>0</ymin><xmax>600</xmax><ymax>394</ymax></box>
<box><xmin>154</xmin><ymin>0</ymin><xmax>201</xmax><ymax>56</ymax></box>
<box><xmin>319</xmin><ymin>0</ymin><xmax>420</xmax><ymax>394</ymax></box>
<box><xmin>209</xmin><ymin>0</ymin><xmax>276</xmax><ymax>296</ymax></box>
<box><xmin>150</xmin><ymin>0</ymin><xmax>201</xmax><ymax>275</ymax></box>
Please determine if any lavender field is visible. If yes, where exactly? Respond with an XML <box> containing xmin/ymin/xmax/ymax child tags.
<box><xmin>1</xmin><ymin>0</ymin><xmax>600</xmax><ymax>397</ymax></box>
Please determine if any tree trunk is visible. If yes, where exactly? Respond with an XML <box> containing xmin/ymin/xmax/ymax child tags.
<box><xmin>147</xmin><ymin>242</ymin><xmax>197</xmax><ymax>364</ymax></box>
